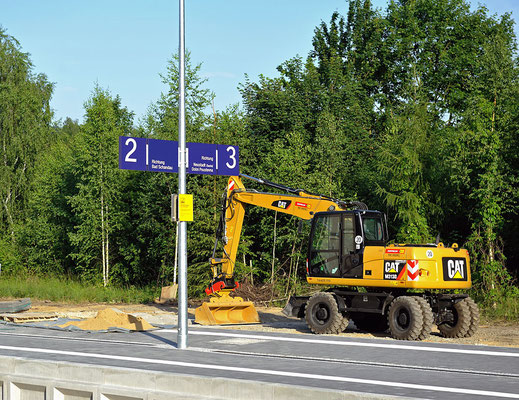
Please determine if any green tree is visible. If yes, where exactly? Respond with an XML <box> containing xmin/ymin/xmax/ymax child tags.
<box><xmin>449</xmin><ymin>19</ymin><xmax>519</xmax><ymax>298</ymax></box>
<box><xmin>0</xmin><ymin>28</ymin><xmax>53</xmax><ymax>247</ymax></box>
<box><xmin>68</xmin><ymin>86</ymin><xmax>133</xmax><ymax>285</ymax></box>
<box><xmin>377</xmin><ymin>101</ymin><xmax>438</xmax><ymax>243</ymax></box>
<box><xmin>19</xmin><ymin>119</ymin><xmax>80</xmax><ymax>276</ymax></box>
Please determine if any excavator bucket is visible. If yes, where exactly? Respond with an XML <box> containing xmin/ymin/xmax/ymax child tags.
<box><xmin>194</xmin><ymin>297</ymin><xmax>260</xmax><ymax>325</ymax></box>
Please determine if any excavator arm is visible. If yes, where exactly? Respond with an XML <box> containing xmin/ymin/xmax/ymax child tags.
<box><xmin>195</xmin><ymin>175</ymin><xmax>364</xmax><ymax>325</ymax></box>
<box><xmin>206</xmin><ymin>175</ymin><xmax>355</xmax><ymax>295</ymax></box>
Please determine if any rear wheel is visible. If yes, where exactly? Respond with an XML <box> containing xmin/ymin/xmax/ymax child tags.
<box><xmin>338</xmin><ymin>315</ymin><xmax>350</xmax><ymax>333</ymax></box>
<box><xmin>388</xmin><ymin>296</ymin><xmax>424</xmax><ymax>340</ymax></box>
<box><xmin>350</xmin><ymin>312</ymin><xmax>388</xmax><ymax>333</ymax></box>
<box><xmin>414</xmin><ymin>297</ymin><xmax>434</xmax><ymax>340</ymax></box>
<box><xmin>463</xmin><ymin>297</ymin><xmax>479</xmax><ymax>337</ymax></box>
<box><xmin>438</xmin><ymin>299</ymin><xmax>471</xmax><ymax>338</ymax></box>
<box><xmin>305</xmin><ymin>292</ymin><xmax>344</xmax><ymax>334</ymax></box>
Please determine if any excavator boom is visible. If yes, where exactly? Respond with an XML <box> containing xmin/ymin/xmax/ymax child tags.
<box><xmin>195</xmin><ymin>175</ymin><xmax>357</xmax><ymax>325</ymax></box>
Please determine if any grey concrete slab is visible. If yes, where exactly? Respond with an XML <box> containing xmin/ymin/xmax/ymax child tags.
<box><xmin>184</xmin><ymin>327</ymin><xmax>519</xmax><ymax>377</ymax></box>
<box><xmin>0</xmin><ymin>324</ymin><xmax>518</xmax><ymax>399</ymax></box>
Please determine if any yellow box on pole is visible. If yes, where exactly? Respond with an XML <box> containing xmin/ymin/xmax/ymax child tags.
<box><xmin>178</xmin><ymin>194</ymin><xmax>193</xmax><ymax>221</ymax></box>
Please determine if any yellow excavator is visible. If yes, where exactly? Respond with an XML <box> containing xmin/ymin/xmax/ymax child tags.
<box><xmin>195</xmin><ymin>175</ymin><xmax>479</xmax><ymax>340</ymax></box>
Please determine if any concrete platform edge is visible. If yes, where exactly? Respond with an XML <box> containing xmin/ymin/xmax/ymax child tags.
<box><xmin>0</xmin><ymin>355</ymin><xmax>409</xmax><ymax>400</ymax></box>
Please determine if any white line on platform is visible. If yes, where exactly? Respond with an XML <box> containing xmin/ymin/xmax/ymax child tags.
<box><xmin>0</xmin><ymin>344</ymin><xmax>517</xmax><ymax>398</ymax></box>
<box><xmin>181</xmin><ymin>329</ymin><xmax>519</xmax><ymax>358</ymax></box>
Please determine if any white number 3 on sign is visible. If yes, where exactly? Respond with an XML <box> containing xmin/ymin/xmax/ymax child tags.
<box><xmin>226</xmin><ymin>146</ymin><xmax>236</xmax><ymax>169</ymax></box>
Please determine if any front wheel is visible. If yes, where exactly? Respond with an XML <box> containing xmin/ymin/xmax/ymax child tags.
<box><xmin>305</xmin><ymin>292</ymin><xmax>345</xmax><ymax>334</ymax></box>
<box><xmin>438</xmin><ymin>298</ymin><xmax>472</xmax><ymax>338</ymax></box>
<box><xmin>388</xmin><ymin>296</ymin><xmax>424</xmax><ymax>340</ymax></box>
<box><xmin>463</xmin><ymin>297</ymin><xmax>479</xmax><ymax>338</ymax></box>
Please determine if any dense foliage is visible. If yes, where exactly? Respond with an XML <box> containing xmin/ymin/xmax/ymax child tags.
<box><xmin>0</xmin><ymin>0</ymin><xmax>518</xmax><ymax>312</ymax></box>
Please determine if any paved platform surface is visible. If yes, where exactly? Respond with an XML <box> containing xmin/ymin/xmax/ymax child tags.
<box><xmin>0</xmin><ymin>323</ymin><xmax>518</xmax><ymax>399</ymax></box>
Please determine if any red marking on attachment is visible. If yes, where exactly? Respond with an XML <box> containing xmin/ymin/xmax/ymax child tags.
<box><xmin>228</xmin><ymin>179</ymin><xmax>236</xmax><ymax>192</ymax></box>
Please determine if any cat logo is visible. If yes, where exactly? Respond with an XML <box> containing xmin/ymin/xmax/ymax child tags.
<box><xmin>383</xmin><ymin>260</ymin><xmax>406</xmax><ymax>280</ymax></box>
<box><xmin>442</xmin><ymin>258</ymin><xmax>468</xmax><ymax>281</ymax></box>
<box><xmin>271</xmin><ymin>200</ymin><xmax>291</xmax><ymax>210</ymax></box>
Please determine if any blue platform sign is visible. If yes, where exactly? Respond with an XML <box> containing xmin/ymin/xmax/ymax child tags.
<box><xmin>188</xmin><ymin>142</ymin><xmax>216</xmax><ymax>175</ymax></box>
<box><xmin>148</xmin><ymin>138</ymin><xmax>178</xmax><ymax>173</ymax></box>
<box><xmin>217</xmin><ymin>144</ymin><xmax>239</xmax><ymax>176</ymax></box>
<box><xmin>119</xmin><ymin>137</ymin><xmax>147</xmax><ymax>171</ymax></box>
<box><xmin>118</xmin><ymin>136</ymin><xmax>239</xmax><ymax>176</ymax></box>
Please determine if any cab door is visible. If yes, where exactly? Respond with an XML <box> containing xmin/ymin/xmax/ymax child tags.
<box><xmin>341</xmin><ymin>213</ymin><xmax>363</xmax><ymax>278</ymax></box>
<box><xmin>307</xmin><ymin>212</ymin><xmax>363</xmax><ymax>278</ymax></box>
<box><xmin>307</xmin><ymin>213</ymin><xmax>341</xmax><ymax>277</ymax></box>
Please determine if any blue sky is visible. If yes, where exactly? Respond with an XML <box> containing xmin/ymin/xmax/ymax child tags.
<box><xmin>2</xmin><ymin>0</ymin><xmax>518</xmax><ymax>123</ymax></box>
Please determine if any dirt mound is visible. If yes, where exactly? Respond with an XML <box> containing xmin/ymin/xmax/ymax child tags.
<box><xmin>59</xmin><ymin>308</ymin><xmax>154</xmax><ymax>331</ymax></box>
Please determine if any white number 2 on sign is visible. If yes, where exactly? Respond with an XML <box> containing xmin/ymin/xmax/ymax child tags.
<box><xmin>124</xmin><ymin>138</ymin><xmax>137</xmax><ymax>163</ymax></box>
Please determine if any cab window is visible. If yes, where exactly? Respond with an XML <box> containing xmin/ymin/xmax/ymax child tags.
<box><xmin>342</xmin><ymin>214</ymin><xmax>355</xmax><ymax>255</ymax></box>
<box><xmin>309</xmin><ymin>214</ymin><xmax>340</xmax><ymax>276</ymax></box>
<box><xmin>362</xmin><ymin>217</ymin><xmax>383</xmax><ymax>241</ymax></box>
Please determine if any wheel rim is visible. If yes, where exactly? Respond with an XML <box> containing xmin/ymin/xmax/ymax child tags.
<box><xmin>444</xmin><ymin>308</ymin><xmax>458</xmax><ymax>328</ymax></box>
<box><xmin>314</xmin><ymin>304</ymin><xmax>330</xmax><ymax>325</ymax></box>
<box><xmin>395</xmin><ymin>307</ymin><xmax>410</xmax><ymax>330</ymax></box>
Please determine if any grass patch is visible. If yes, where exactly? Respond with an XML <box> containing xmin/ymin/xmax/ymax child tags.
<box><xmin>478</xmin><ymin>296</ymin><xmax>519</xmax><ymax>321</ymax></box>
<box><xmin>0</xmin><ymin>275</ymin><xmax>158</xmax><ymax>304</ymax></box>
<box><xmin>470</xmin><ymin>286</ymin><xmax>519</xmax><ymax>321</ymax></box>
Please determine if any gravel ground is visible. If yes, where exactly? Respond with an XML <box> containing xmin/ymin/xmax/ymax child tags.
<box><xmin>23</xmin><ymin>301</ymin><xmax>519</xmax><ymax>348</ymax></box>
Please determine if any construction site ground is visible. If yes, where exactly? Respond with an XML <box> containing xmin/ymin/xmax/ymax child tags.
<box><xmin>19</xmin><ymin>300</ymin><xmax>519</xmax><ymax>348</ymax></box>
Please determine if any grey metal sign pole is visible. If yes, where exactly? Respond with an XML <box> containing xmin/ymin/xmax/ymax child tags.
<box><xmin>177</xmin><ymin>0</ymin><xmax>188</xmax><ymax>349</ymax></box>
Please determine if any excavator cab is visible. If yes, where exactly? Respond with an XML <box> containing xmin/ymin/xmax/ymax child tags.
<box><xmin>307</xmin><ymin>211</ymin><xmax>387</xmax><ymax>279</ymax></box>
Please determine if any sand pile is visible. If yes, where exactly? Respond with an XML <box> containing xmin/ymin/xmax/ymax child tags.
<box><xmin>59</xmin><ymin>308</ymin><xmax>155</xmax><ymax>331</ymax></box>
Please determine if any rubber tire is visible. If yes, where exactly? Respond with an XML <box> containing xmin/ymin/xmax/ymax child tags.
<box><xmin>305</xmin><ymin>292</ymin><xmax>344</xmax><ymax>334</ymax></box>
<box><xmin>463</xmin><ymin>297</ymin><xmax>479</xmax><ymax>338</ymax></box>
<box><xmin>388</xmin><ymin>296</ymin><xmax>424</xmax><ymax>340</ymax></box>
<box><xmin>350</xmin><ymin>312</ymin><xmax>388</xmax><ymax>333</ymax></box>
<box><xmin>338</xmin><ymin>315</ymin><xmax>350</xmax><ymax>333</ymax></box>
<box><xmin>438</xmin><ymin>299</ymin><xmax>471</xmax><ymax>338</ymax></box>
<box><xmin>413</xmin><ymin>297</ymin><xmax>434</xmax><ymax>340</ymax></box>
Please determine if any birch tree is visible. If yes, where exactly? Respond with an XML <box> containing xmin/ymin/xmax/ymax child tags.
<box><xmin>69</xmin><ymin>86</ymin><xmax>133</xmax><ymax>285</ymax></box>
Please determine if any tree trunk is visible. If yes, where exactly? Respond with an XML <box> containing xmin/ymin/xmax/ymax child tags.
<box><xmin>101</xmin><ymin>189</ymin><xmax>106</xmax><ymax>287</ymax></box>
<box><xmin>3</xmin><ymin>190</ymin><xmax>15</xmax><ymax>239</ymax></box>
<box><xmin>269</xmin><ymin>211</ymin><xmax>278</xmax><ymax>304</ymax></box>
<box><xmin>491</xmin><ymin>90</ymin><xmax>497</xmax><ymax>133</ymax></box>
<box><xmin>271</xmin><ymin>211</ymin><xmax>277</xmax><ymax>285</ymax></box>
<box><xmin>105</xmin><ymin>202</ymin><xmax>110</xmax><ymax>286</ymax></box>
<box><xmin>250</xmin><ymin>259</ymin><xmax>254</xmax><ymax>286</ymax></box>
<box><xmin>285</xmin><ymin>234</ymin><xmax>297</xmax><ymax>297</ymax></box>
